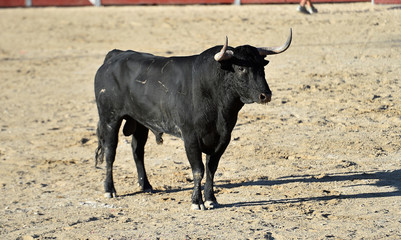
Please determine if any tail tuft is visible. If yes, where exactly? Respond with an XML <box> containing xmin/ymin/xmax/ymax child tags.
<box><xmin>95</xmin><ymin>122</ymin><xmax>105</xmax><ymax>167</ymax></box>
<box><xmin>95</xmin><ymin>145</ymin><xmax>104</xmax><ymax>167</ymax></box>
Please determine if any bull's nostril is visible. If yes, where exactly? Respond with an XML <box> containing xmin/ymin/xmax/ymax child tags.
<box><xmin>259</xmin><ymin>93</ymin><xmax>272</xmax><ymax>103</ymax></box>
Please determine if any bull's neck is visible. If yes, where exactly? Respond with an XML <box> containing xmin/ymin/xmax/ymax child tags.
<box><xmin>199</xmin><ymin>73</ymin><xmax>244</xmax><ymax>120</ymax></box>
<box><xmin>219</xmin><ymin>76</ymin><xmax>244</xmax><ymax>115</ymax></box>
<box><xmin>191</xmin><ymin>58</ymin><xmax>244</xmax><ymax>123</ymax></box>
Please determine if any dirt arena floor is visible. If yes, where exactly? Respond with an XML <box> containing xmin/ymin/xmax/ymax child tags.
<box><xmin>0</xmin><ymin>3</ymin><xmax>400</xmax><ymax>239</ymax></box>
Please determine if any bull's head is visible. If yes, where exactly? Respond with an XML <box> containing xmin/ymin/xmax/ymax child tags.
<box><xmin>214</xmin><ymin>29</ymin><xmax>292</xmax><ymax>104</ymax></box>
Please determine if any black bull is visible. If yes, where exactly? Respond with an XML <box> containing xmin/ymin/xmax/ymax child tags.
<box><xmin>94</xmin><ymin>29</ymin><xmax>292</xmax><ymax>210</ymax></box>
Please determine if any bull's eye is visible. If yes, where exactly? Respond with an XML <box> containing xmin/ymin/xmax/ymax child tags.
<box><xmin>238</xmin><ymin>67</ymin><xmax>247</xmax><ymax>73</ymax></box>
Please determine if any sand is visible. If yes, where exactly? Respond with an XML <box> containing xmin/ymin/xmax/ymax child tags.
<box><xmin>0</xmin><ymin>3</ymin><xmax>400</xmax><ymax>239</ymax></box>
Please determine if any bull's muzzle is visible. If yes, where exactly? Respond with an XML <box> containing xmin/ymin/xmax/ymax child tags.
<box><xmin>259</xmin><ymin>93</ymin><xmax>272</xmax><ymax>104</ymax></box>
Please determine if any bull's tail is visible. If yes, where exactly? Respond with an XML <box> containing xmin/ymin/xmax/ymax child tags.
<box><xmin>95</xmin><ymin>122</ymin><xmax>105</xmax><ymax>167</ymax></box>
<box><xmin>103</xmin><ymin>49</ymin><xmax>124</xmax><ymax>64</ymax></box>
<box><xmin>95</xmin><ymin>145</ymin><xmax>104</xmax><ymax>167</ymax></box>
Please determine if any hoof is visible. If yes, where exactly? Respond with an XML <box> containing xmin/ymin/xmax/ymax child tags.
<box><xmin>191</xmin><ymin>203</ymin><xmax>205</xmax><ymax>210</ymax></box>
<box><xmin>204</xmin><ymin>200</ymin><xmax>219</xmax><ymax>209</ymax></box>
<box><xmin>140</xmin><ymin>184</ymin><xmax>153</xmax><ymax>193</ymax></box>
<box><xmin>142</xmin><ymin>188</ymin><xmax>154</xmax><ymax>193</ymax></box>
<box><xmin>104</xmin><ymin>192</ymin><xmax>117</xmax><ymax>198</ymax></box>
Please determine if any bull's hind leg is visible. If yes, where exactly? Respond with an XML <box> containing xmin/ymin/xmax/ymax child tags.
<box><xmin>129</xmin><ymin>122</ymin><xmax>152</xmax><ymax>192</ymax></box>
<box><xmin>98</xmin><ymin>119</ymin><xmax>122</xmax><ymax>198</ymax></box>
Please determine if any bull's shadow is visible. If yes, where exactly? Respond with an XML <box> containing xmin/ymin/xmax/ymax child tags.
<box><xmin>119</xmin><ymin>169</ymin><xmax>401</xmax><ymax>208</ymax></box>
<box><xmin>217</xmin><ymin>169</ymin><xmax>401</xmax><ymax>208</ymax></box>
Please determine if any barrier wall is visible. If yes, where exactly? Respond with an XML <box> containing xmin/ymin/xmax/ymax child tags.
<box><xmin>101</xmin><ymin>0</ymin><xmax>371</xmax><ymax>3</ymax></box>
<box><xmin>374</xmin><ymin>0</ymin><xmax>401</xmax><ymax>3</ymax></box>
<box><xmin>32</xmin><ymin>0</ymin><xmax>93</xmax><ymax>6</ymax></box>
<box><xmin>102</xmin><ymin>0</ymin><xmax>232</xmax><ymax>4</ymax></box>
<box><xmin>0</xmin><ymin>0</ymin><xmax>25</xmax><ymax>7</ymax></box>
<box><xmin>0</xmin><ymin>0</ymin><xmax>398</xmax><ymax>7</ymax></box>
<box><xmin>241</xmin><ymin>0</ymin><xmax>369</xmax><ymax>3</ymax></box>
<box><xmin>0</xmin><ymin>0</ymin><xmax>93</xmax><ymax>7</ymax></box>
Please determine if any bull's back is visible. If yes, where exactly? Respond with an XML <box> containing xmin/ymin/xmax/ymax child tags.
<box><xmin>95</xmin><ymin>49</ymin><xmax>196</xmax><ymax>136</ymax></box>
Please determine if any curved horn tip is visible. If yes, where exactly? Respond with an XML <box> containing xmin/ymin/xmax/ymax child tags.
<box><xmin>214</xmin><ymin>36</ymin><xmax>233</xmax><ymax>62</ymax></box>
<box><xmin>286</xmin><ymin>28</ymin><xmax>293</xmax><ymax>47</ymax></box>
<box><xmin>258</xmin><ymin>28</ymin><xmax>292</xmax><ymax>56</ymax></box>
<box><xmin>223</xmin><ymin>36</ymin><xmax>228</xmax><ymax>48</ymax></box>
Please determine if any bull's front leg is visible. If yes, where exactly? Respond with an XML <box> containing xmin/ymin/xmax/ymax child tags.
<box><xmin>204</xmin><ymin>138</ymin><xmax>229</xmax><ymax>209</ymax></box>
<box><xmin>184</xmin><ymin>140</ymin><xmax>205</xmax><ymax>210</ymax></box>
<box><xmin>204</xmin><ymin>154</ymin><xmax>221</xmax><ymax>209</ymax></box>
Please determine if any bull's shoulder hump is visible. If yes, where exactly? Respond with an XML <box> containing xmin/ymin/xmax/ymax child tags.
<box><xmin>103</xmin><ymin>49</ymin><xmax>124</xmax><ymax>63</ymax></box>
<box><xmin>104</xmin><ymin>50</ymin><xmax>160</xmax><ymax>62</ymax></box>
<box><xmin>119</xmin><ymin>50</ymin><xmax>154</xmax><ymax>59</ymax></box>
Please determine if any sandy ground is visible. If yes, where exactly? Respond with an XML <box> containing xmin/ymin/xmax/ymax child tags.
<box><xmin>0</xmin><ymin>3</ymin><xmax>400</xmax><ymax>239</ymax></box>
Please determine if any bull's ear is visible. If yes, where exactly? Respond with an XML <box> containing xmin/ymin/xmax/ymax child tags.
<box><xmin>263</xmin><ymin>60</ymin><xmax>270</xmax><ymax>66</ymax></box>
<box><xmin>220</xmin><ymin>61</ymin><xmax>234</xmax><ymax>72</ymax></box>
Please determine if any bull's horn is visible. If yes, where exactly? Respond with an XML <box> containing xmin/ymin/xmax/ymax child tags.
<box><xmin>258</xmin><ymin>28</ymin><xmax>292</xmax><ymax>56</ymax></box>
<box><xmin>214</xmin><ymin>36</ymin><xmax>234</xmax><ymax>61</ymax></box>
